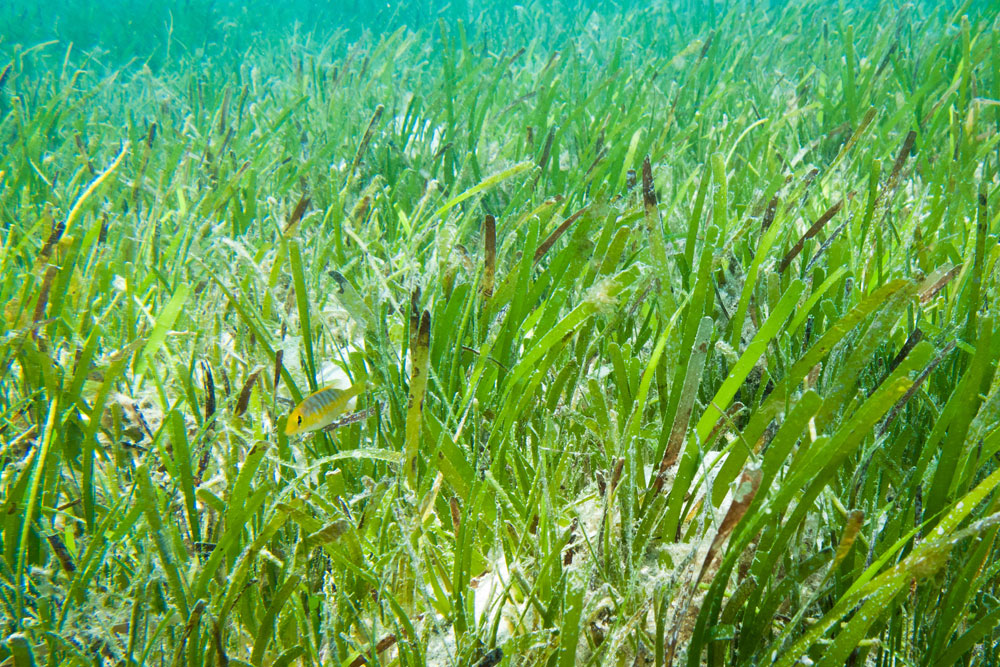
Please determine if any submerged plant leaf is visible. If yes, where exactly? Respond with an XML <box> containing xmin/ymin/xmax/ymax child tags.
<box><xmin>2</xmin><ymin>2</ymin><xmax>998</xmax><ymax>666</ymax></box>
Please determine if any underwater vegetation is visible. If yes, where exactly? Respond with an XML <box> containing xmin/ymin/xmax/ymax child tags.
<box><xmin>1</xmin><ymin>0</ymin><xmax>1000</xmax><ymax>664</ymax></box>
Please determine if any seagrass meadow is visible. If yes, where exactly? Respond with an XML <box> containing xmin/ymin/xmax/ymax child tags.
<box><xmin>1</xmin><ymin>0</ymin><xmax>1000</xmax><ymax>664</ymax></box>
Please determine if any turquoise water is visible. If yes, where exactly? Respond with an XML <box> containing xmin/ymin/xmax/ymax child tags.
<box><xmin>3</xmin><ymin>0</ymin><xmax>992</xmax><ymax>71</ymax></box>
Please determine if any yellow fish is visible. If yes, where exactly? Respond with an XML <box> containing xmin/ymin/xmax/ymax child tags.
<box><xmin>285</xmin><ymin>382</ymin><xmax>365</xmax><ymax>436</ymax></box>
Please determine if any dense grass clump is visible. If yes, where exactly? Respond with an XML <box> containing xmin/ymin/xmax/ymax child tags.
<box><xmin>2</xmin><ymin>0</ymin><xmax>1000</xmax><ymax>664</ymax></box>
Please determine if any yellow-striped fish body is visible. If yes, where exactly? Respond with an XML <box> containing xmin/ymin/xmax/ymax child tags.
<box><xmin>284</xmin><ymin>382</ymin><xmax>364</xmax><ymax>435</ymax></box>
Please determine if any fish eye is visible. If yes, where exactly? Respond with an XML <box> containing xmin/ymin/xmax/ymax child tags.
<box><xmin>297</xmin><ymin>415</ymin><xmax>303</xmax><ymax>425</ymax></box>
